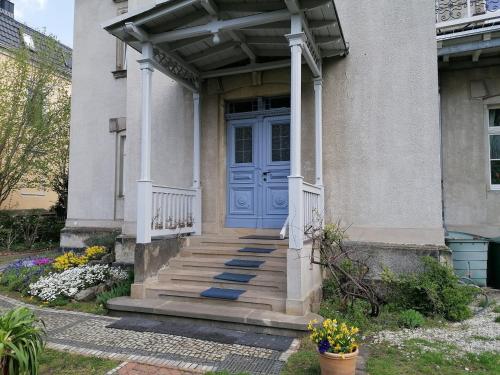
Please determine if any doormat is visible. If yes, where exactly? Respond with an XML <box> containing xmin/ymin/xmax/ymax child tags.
<box><xmin>238</xmin><ymin>247</ymin><xmax>276</xmax><ymax>254</ymax></box>
<box><xmin>201</xmin><ymin>287</ymin><xmax>246</xmax><ymax>300</ymax></box>
<box><xmin>240</xmin><ymin>235</ymin><xmax>285</xmax><ymax>240</ymax></box>
<box><xmin>107</xmin><ymin>317</ymin><xmax>294</xmax><ymax>351</ymax></box>
<box><xmin>214</xmin><ymin>272</ymin><xmax>256</xmax><ymax>283</ymax></box>
<box><xmin>225</xmin><ymin>259</ymin><xmax>265</xmax><ymax>268</ymax></box>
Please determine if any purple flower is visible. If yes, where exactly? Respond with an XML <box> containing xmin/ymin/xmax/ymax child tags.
<box><xmin>33</xmin><ymin>258</ymin><xmax>53</xmax><ymax>266</ymax></box>
<box><xmin>318</xmin><ymin>339</ymin><xmax>331</xmax><ymax>354</ymax></box>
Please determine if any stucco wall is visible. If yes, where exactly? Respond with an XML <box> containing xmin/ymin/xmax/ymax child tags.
<box><xmin>440</xmin><ymin>66</ymin><xmax>500</xmax><ymax>238</ymax></box>
<box><xmin>323</xmin><ymin>0</ymin><xmax>444</xmax><ymax>245</ymax></box>
<box><xmin>66</xmin><ymin>0</ymin><xmax>127</xmax><ymax>229</ymax></box>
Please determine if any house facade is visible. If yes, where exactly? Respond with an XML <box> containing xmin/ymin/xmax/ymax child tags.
<box><xmin>0</xmin><ymin>0</ymin><xmax>72</xmax><ymax>212</ymax></box>
<box><xmin>63</xmin><ymin>0</ymin><xmax>498</xmax><ymax>326</ymax></box>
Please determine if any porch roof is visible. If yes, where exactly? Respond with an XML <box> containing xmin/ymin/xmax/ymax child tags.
<box><xmin>103</xmin><ymin>0</ymin><xmax>348</xmax><ymax>91</ymax></box>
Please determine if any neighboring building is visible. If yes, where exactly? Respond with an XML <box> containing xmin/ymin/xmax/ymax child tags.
<box><xmin>0</xmin><ymin>0</ymin><xmax>72</xmax><ymax>211</ymax></box>
<box><xmin>62</xmin><ymin>0</ymin><xmax>498</xmax><ymax>331</ymax></box>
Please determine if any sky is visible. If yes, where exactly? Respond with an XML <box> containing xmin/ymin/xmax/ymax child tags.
<box><xmin>12</xmin><ymin>0</ymin><xmax>74</xmax><ymax>48</ymax></box>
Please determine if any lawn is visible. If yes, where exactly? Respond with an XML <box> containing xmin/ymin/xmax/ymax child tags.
<box><xmin>40</xmin><ymin>349</ymin><xmax>118</xmax><ymax>375</ymax></box>
<box><xmin>0</xmin><ymin>248</ymin><xmax>59</xmax><ymax>266</ymax></box>
<box><xmin>281</xmin><ymin>338</ymin><xmax>500</xmax><ymax>375</ymax></box>
<box><xmin>367</xmin><ymin>339</ymin><xmax>500</xmax><ymax>375</ymax></box>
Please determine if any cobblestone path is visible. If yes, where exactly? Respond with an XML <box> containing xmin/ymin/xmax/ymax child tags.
<box><xmin>0</xmin><ymin>295</ymin><xmax>298</xmax><ymax>375</ymax></box>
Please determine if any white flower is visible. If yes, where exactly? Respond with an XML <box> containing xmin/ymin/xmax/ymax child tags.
<box><xmin>29</xmin><ymin>265</ymin><xmax>128</xmax><ymax>302</ymax></box>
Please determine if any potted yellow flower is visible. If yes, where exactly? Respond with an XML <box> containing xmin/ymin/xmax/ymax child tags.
<box><xmin>308</xmin><ymin>319</ymin><xmax>360</xmax><ymax>375</ymax></box>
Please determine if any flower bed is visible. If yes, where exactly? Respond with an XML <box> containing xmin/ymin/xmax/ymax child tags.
<box><xmin>29</xmin><ymin>264</ymin><xmax>128</xmax><ymax>302</ymax></box>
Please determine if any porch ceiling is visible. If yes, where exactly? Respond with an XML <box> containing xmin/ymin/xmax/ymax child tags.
<box><xmin>103</xmin><ymin>0</ymin><xmax>348</xmax><ymax>91</ymax></box>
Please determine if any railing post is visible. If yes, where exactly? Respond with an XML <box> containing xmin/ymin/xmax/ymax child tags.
<box><xmin>192</xmin><ymin>92</ymin><xmax>202</xmax><ymax>235</ymax></box>
<box><xmin>286</xmin><ymin>21</ymin><xmax>305</xmax><ymax>250</ymax></box>
<box><xmin>136</xmin><ymin>42</ymin><xmax>154</xmax><ymax>244</ymax></box>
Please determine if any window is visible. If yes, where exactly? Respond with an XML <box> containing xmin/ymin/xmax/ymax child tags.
<box><xmin>234</xmin><ymin>126</ymin><xmax>252</xmax><ymax>164</ymax></box>
<box><xmin>22</xmin><ymin>33</ymin><xmax>35</xmax><ymax>51</ymax></box>
<box><xmin>271</xmin><ymin>124</ymin><xmax>290</xmax><ymax>162</ymax></box>
<box><xmin>113</xmin><ymin>6</ymin><xmax>128</xmax><ymax>78</ymax></box>
<box><xmin>488</xmin><ymin>108</ymin><xmax>500</xmax><ymax>189</ymax></box>
<box><xmin>117</xmin><ymin>133</ymin><xmax>126</xmax><ymax>197</ymax></box>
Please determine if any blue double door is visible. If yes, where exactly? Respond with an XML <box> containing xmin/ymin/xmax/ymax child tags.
<box><xmin>226</xmin><ymin>115</ymin><xmax>290</xmax><ymax>229</ymax></box>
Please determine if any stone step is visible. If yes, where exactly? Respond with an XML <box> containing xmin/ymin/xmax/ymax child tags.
<box><xmin>107</xmin><ymin>297</ymin><xmax>322</xmax><ymax>337</ymax></box>
<box><xmin>188</xmin><ymin>236</ymin><xmax>289</xmax><ymax>249</ymax></box>
<box><xmin>179</xmin><ymin>246</ymin><xmax>286</xmax><ymax>262</ymax></box>
<box><xmin>144</xmin><ymin>282</ymin><xmax>286</xmax><ymax>312</ymax></box>
<box><xmin>168</xmin><ymin>257</ymin><xmax>286</xmax><ymax>277</ymax></box>
<box><xmin>158</xmin><ymin>269</ymin><xmax>286</xmax><ymax>292</ymax></box>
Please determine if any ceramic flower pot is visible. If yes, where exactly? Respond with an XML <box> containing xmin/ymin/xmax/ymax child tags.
<box><xmin>318</xmin><ymin>348</ymin><xmax>358</xmax><ymax>375</ymax></box>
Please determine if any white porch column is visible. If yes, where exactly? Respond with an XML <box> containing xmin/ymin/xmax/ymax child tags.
<box><xmin>314</xmin><ymin>78</ymin><xmax>325</xmax><ymax>220</ymax></box>
<box><xmin>136</xmin><ymin>42</ymin><xmax>154</xmax><ymax>244</ymax></box>
<box><xmin>286</xmin><ymin>29</ymin><xmax>306</xmax><ymax>250</ymax></box>
<box><xmin>192</xmin><ymin>92</ymin><xmax>202</xmax><ymax>235</ymax></box>
<box><xmin>314</xmin><ymin>78</ymin><xmax>323</xmax><ymax>186</ymax></box>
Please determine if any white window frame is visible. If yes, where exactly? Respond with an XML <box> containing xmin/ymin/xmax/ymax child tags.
<box><xmin>486</xmin><ymin>104</ymin><xmax>500</xmax><ymax>190</ymax></box>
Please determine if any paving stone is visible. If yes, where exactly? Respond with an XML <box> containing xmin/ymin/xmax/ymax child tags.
<box><xmin>0</xmin><ymin>295</ymin><xmax>289</xmax><ymax>375</ymax></box>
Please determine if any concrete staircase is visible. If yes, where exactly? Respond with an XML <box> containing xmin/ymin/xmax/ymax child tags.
<box><xmin>143</xmin><ymin>235</ymin><xmax>288</xmax><ymax>312</ymax></box>
<box><xmin>107</xmin><ymin>234</ymin><xmax>322</xmax><ymax>336</ymax></box>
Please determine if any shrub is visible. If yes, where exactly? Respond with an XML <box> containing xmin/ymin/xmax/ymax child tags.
<box><xmin>84</xmin><ymin>231</ymin><xmax>119</xmax><ymax>251</ymax></box>
<box><xmin>84</xmin><ymin>246</ymin><xmax>107</xmax><ymax>260</ymax></box>
<box><xmin>399</xmin><ymin>309</ymin><xmax>425</xmax><ymax>329</ymax></box>
<box><xmin>0</xmin><ymin>307</ymin><xmax>45</xmax><ymax>375</ymax></box>
<box><xmin>383</xmin><ymin>257</ymin><xmax>478</xmax><ymax>321</ymax></box>
<box><xmin>52</xmin><ymin>251</ymin><xmax>88</xmax><ymax>272</ymax></box>
<box><xmin>96</xmin><ymin>273</ymin><xmax>133</xmax><ymax>307</ymax></box>
<box><xmin>29</xmin><ymin>265</ymin><xmax>128</xmax><ymax>302</ymax></box>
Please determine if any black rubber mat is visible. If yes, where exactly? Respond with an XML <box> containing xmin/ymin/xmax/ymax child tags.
<box><xmin>107</xmin><ymin>317</ymin><xmax>294</xmax><ymax>351</ymax></box>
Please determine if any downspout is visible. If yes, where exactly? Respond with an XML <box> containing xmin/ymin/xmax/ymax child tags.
<box><xmin>439</xmin><ymin>82</ymin><xmax>448</xmax><ymax>236</ymax></box>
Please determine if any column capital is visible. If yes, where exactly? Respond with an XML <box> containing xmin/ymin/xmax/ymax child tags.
<box><xmin>285</xmin><ymin>32</ymin><xmax>306</xmax><ymax>47</ymax></box>
<box><xmin>193</xmin><ymin>92</ymin><xmax>200</xmax><ymax>101</ymax></box>
<box><xmin>138</xmin><ymin>59</ymin><xmax>155</xmax><ymax>72</ymax></box>
<box><xmin>313</xmin><ymin>77</ymin><xmax>323</xmax><ymax>87</ymax></box>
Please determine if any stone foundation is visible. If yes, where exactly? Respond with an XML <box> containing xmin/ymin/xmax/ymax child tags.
<box><xmin>131</xmin><ymin>236</ymin><xmax>186</xmax><ymax>299</ymax></box>
<box><xmin>342</xmin><ymin>241</ymin><xmax>452</xmax><ymax>278</ymax></box>
<box><xmin>60</xmin><ymin>227</ymin><xmax>121</xmax><ymax>250</ymax></box>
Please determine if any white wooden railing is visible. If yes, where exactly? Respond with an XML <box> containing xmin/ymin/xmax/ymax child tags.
<box><xmin>436</xmin><ymin>0</ymin><xmax>500</xmax><ymax>29</ymax></box>
<box><xmin>151</xmin><ymin>185</ymin><xmax>200</xmax><ymax>236</ymax></box>
<box><xmin>302</xmin><ymin>182</ymin><xmax>322</xmax><ymax>233</ymax></box>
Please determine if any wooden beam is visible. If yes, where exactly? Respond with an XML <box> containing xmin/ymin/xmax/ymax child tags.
<box><xmin>203</xmin><ymin>54</ymin><xmax>249</xmax><ymax>71</ymax></box>
<box><xmin>185</xmin><ymin>41</ymin><xmax>239</xmax><ymax>64</ymax></box>
<box><xmin>150</xmin><ymin>9</ymin><xmax>291</xmax><ymax>43</ymax></box>
<box><xmin>246</xmin><ymin>36</ymin><xmax>287</xmax><ymax>45</ymax></box>
<box><xmin>135</xmin><ymin>0</ymin><xmax>199</xmax><ymax>26</ymax></box>
<box><xmin>438</xmin><ymin>38</ymin><xmax>500</xmax><ymax>56</ymax></box>
<box><xmin>218</xmin><ymin>1</ymin><xmax>285</xmax><ymax>12</ymax></box>
<box><xmin>226</xmin><ymin>30</ymin><xmax>256</xmax><ymax>62</ymax></box>
<box><xmin>309</xmin><ymin>20</ymin><xmax>337</xmax><ymax>29</ymax></box>
<box><xmin>200</xmin><ymin>59</ymin><xmax>291</xmax><ymax>79</ymax></box>
<box><xmin>169</xmin><ymin>35</ymin><xmax>211</xmax><ymax>52</ymax></box>
<box><xmin>200</xmin><ymin>0</ymin><xmax>218</xmax><ymax>16</ymax></box>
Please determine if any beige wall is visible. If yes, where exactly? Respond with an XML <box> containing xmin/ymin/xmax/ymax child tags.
<box><xmin>440</xmin><ymin>66</ymin><xmax>500</xmax><ymax>238</ymax></box>
<box><xmin>66</xmin><ymin>0</ymin><xmax>127</xmax><ymax>229</ymax></box>
<box><xmin>322</xmin><ymin>0</ymin><xmax>444</xmax><ymax>245</ymax></box>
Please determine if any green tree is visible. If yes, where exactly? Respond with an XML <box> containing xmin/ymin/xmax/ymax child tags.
<box><xmin>0</xmin><ymin>34</ymin><xmax>71</xmax><ymax>208</ymax></box>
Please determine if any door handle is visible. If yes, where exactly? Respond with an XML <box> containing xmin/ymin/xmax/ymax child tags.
<box><xmin>262</xmin><ymin>171</ymin><xmax>270</xmax><ymax>182</ymax></box>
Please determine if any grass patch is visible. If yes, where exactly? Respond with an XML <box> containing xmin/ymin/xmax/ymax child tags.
<box><xmin>0</xmin><ymin>286</ymin><xmax>106</xmax><ymax>315</ymax></box>
<box><xmin>493</xmin><ymin>305</ymin><xmax>500</xmax><ymax>314</ymax></box>
<box><xmin>367</xmin><ymin>340</ymin><xmax>500</xmax><ymax>375</ymax></box>
<box><xmin>281</xmin><ymin>340</ymin><xmax>320</xmax><ymax>375</ymax></box>
<box><xmin>495</xmin><ymin>316</ymin><xmax>500</xmax><ymax>323</ymax></box>
<box><xmin>39</xmin><ymin>349</ymin><xmax>118</xmax><ymax>374</ymax></box>
<box><xmin>319</xmin><ymin>299</ymin><xmax>443</xmax><ymax>335</ymax></box>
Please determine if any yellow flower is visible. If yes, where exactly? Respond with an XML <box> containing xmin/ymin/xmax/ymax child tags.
<box><xmin>85</xmin><ymin>246</ymin><xmax>107</xmax><ymax>259</ymax></box>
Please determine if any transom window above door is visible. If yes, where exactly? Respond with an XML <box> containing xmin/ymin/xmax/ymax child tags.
<box><xmin>226</xmin><ymin>96</ymin><xmax>290</xmax><ymax>115</ymax></box>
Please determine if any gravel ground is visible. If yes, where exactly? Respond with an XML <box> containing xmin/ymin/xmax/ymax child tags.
<box><xmin>373</xmin><ymin>292</ymin><xmax>500</xmax><ymax>354</ymax></box>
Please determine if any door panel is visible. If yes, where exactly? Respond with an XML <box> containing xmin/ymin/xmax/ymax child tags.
<box><xmin>226</xmin><ymin>115</ymin><xmax>290</xmax><ymax>228</ymax></box>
